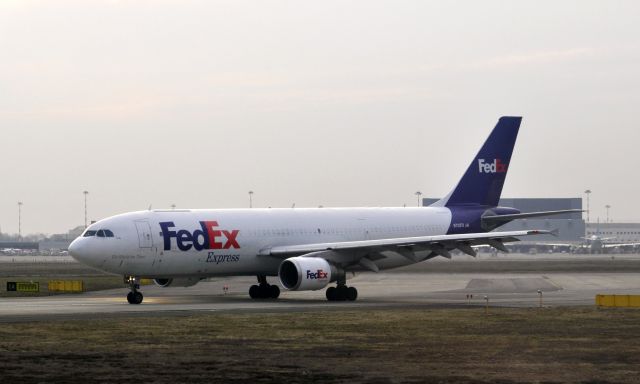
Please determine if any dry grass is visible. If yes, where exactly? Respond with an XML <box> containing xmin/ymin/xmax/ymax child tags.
<box><xmin>1</xmin><ymin>307</ymin><xmax>639</xmax><ymax>383</ymax></box>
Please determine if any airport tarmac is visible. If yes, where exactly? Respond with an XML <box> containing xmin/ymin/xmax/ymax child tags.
<box><xmin>1</xmin><ymin>253</ymin><xmax>639</xmax><ymax>321</ymax></box>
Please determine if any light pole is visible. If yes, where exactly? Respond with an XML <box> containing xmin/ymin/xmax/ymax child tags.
<box><xmin>415</xmin><ymin>191</ymin><xmax>423</xmax><ymax>207</ymax></box>
<box><xmin>248</xmin><ymin>190</ymin><xmax>254</xmax><ymax>208</ymax></box>
<box><xmin>537</xmin><ymin>290</ymin><xmax>543</xmax><ymax>308</ymax></box>
<box><xmin>584</xmin><ymin>189</ymin><xmax>591</xmax><ymax>224</ymax></box>
<box><xmin>17</xmin><ymin>202</ymin><xmax>23</xmax><ymax>241</ymax></box>
<box><xmin>83</xmin><ymin>190</ymin><xmax>89</xmax><ymax>228</ymax></box>
<box><xmin>605</xmin><ymin>205</ymin><xmax>611</xmax><ymax>223</ymax></box>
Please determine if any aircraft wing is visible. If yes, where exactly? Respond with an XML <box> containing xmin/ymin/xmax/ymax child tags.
<box><xmin>534</xmin><ymin>242</ymin><xmax>575</xmax><ymax>249</ymax></box>
<box><xmin>601</xmin><ymin>242</ymin><xmax>640</xmax><ymax>248</ymax></box>
<box><xmin>260</xmin><ymin>230</ymin><xmax>553</xmax><ymax>267</ymax></box>
<box><xmin>581</xmin><ymin>236</ymin><xmax>617</xmax><ymax>241</ymax></box>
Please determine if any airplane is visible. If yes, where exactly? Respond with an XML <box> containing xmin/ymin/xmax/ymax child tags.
<box><xmin>543</xmin><ymin>234</ymin><xmax>640</xmax><ymax>254</ymax></box>
<box><xmin>580</xmin><ymin>220</ymin><xmax>640</xmax><ymax>253</ymax></box>
<box><xmin>533</xmin><ymin>218</ymin><xmax>640</xmax><ymax>254</ymax></box>
<box><xmin>69</xmin><ymin>116</ymin><xmax>580</xmax><ymax>304</ymax></box>
<box><xmin>582</xmin><ymin>234</ymin><xmax>640</xmax><ymax>253</ymax></box>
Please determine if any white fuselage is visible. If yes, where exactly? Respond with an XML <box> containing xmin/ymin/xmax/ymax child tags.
<box><xmin>69</xmin><ymin>207</ymin><xmax>452</xmax><ymax>278</ymax></box>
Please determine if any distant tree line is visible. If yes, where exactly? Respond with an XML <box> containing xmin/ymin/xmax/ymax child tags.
<box><xmin>0</xmin><ymin>225</ymin><xmax>84</xmax><ymax>243</ymax></box>
<box><xmin>0</xmin><ymin>232</ymin><xmax>56</xmax><ymax>242</ymax></box>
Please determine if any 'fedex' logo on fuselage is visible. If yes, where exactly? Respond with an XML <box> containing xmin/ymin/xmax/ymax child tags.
<box><xmin>478</xmin><ymin>158</ymin><xmax>508</xmax><ymax>173</ymax></box>
<box><xmin>160</xmin><ymin>221</ymin><xmax>240</xmax><ymax>251</ymax></box>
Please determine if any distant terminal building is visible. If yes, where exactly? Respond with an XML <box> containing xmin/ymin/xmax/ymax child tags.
<box><xmin>423</xmin><ymin>197</ymin><xmax>585</xmax><ymax>243</ymax></box>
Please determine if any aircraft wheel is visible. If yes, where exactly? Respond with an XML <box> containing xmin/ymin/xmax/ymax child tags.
<box><xmin>269</xmin><ymin>284</ymin><xmax>280</xmax><ymax>299</ymax></box>
<box><xmin>336</xmin><ymin>285</ymin><xmax>349</xmax><ymax>301</ymax></box>
<box><xmin>326</xmin><ymin>286</ymin><xmax>337</xmax><ymax>301</ymax></box>
<box><xmin>133</xmin><ymin>292</ymin><xmax>143</xmax><ymax>304</ymax></box>
<box><xmin>346</xmin><ymin>287</ymin><xmax>358</xmax><ymax>301</ymax></box>
<box><xmin>249</xmin><ymin>284</ymin><xmax>260</xmax><ymax>299</ymax></box>
<box><xmin>127</xmin><ymin>292</ymin><xmax>134</xmax><ymax>304</ymax></box>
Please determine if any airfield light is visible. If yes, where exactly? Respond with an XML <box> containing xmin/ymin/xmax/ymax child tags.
<box><xmin>537</xmin><ymin>290</ymin><xmax>543</xmax><ymax>308</ymax></box>
<box><xmin>17</xmin><ymin>201</ymin><xmax>23</xmax><ymax>241</ymax></box>
<box><xmin>484</xmin><ymin>295</ymin><xmax>489</xmax><ymax>314</ymax></box>
<box><xmin>584</xmin><ymin>190</ymin><xmax>591</xmax><ymax>224</ymax></box>
<box><xmin>83</xmin><ymin>190</ymin><xmax>89</xmax><ymax>229</ymax></box>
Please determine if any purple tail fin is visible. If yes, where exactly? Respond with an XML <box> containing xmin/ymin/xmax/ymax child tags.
<box><xmin>432</xmin><ymin>116</ymin><xmax>522</xmax><ymax>208</ymax></box>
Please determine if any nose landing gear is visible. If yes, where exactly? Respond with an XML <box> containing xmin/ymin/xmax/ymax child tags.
<box><xmin>125</xmin><ymin>276</ymin><xmax>143</xmax><ymax>304</ymax></box>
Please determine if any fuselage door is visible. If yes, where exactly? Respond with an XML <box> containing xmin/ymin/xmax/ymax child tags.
<box><xmin>134</xmin><ymin>220</ymin><xmax>153</xmax><ymax>248</ymax></box>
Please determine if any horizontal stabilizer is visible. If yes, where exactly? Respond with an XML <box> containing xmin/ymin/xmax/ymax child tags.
<box><xmin>482</xmin><ymin>209</ymin><xmax>582</xmax><ymax>223</ymax></box>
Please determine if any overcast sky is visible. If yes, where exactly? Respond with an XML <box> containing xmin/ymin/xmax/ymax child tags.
<box><xmin>1</xmin><ymin>0</ymin><xmax>639</xmax><ymax>234</ymax></box>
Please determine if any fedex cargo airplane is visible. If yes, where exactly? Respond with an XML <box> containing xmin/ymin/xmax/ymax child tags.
<box><xmin>69</xmin><ymin>117</ymin><xmax>578</xmax><ymax>304</ymax></box>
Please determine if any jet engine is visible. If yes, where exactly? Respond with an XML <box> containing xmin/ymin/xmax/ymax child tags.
<box><xmin>153</xmin><ymin>277</ymin><xmax>202</xmax><ymax>288</ymax></box>
<box><xmin>278</xmin><ymin>256</ymin><xmax>341</xmax><ymax>291</ymax></box>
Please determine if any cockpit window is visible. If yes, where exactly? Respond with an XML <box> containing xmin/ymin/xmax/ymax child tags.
<box><xmin>83</xmin><ymin>229</ymin><xmax>114</xmax><ymax>238</ymax></box>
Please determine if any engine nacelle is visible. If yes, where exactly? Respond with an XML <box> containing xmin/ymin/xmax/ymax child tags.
<box><xmin>279</xmin><ymin>256</ymin><xmax>338</xmax><ymax>291</ymax></box>
<box><xmin>153</xmin><ymin>277</ymin><xmax>202</xmax><ymax>288</ymax></box>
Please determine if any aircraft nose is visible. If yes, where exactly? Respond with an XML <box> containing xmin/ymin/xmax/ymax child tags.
<box><xmin>68</xmin><ymin>237</ymin><xmax>84</xmax><ymax>260</ymax></box>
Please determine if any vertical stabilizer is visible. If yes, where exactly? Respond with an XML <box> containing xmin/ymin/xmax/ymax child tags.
<box><xmin>432</xmin><ymin>116</ymin><xmax>521</xmax><ymax>208</ymax></box>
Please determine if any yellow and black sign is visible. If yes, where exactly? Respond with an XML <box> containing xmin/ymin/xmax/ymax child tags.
<box><xmin>6</xmin><ymin>281</ymin><xmax>40</xmax><ymax>293</ymax></box>
<box><xmin>48</xmin><ymin>280</ymin><xmax>84</xmax><ymax>293</ymax></box>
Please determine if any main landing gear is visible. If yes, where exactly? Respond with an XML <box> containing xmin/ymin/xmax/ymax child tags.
<box><xmin>326</xmin><ymin>284</ymin><xmax>358</xmax><ymax>301</ymax></box>
<box><xmin>326</xmin><ymin>271</ymin><xmax>357</xmax><ymax>301</ymax></box>
<box><xmin>249</xmin><ymin>275</ymin><xmax>280</xmax><ymax>299</ymax></box>
<box><xmin>125</xmin><ymin>276</ymin><xmax>143</xmax><ymax>304</ymax></box>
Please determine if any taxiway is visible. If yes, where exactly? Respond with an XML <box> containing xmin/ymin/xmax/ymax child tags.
<box><xmin>2</xmin><ymin>252</ymin><xmax>640</xmax><ymax>321</ymax></box>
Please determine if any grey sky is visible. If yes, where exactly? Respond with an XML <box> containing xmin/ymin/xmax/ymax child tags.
<box><xmin>1</xmin><ymin>0</ymin><xmax>639</xmax><ymax>234</ymax></box>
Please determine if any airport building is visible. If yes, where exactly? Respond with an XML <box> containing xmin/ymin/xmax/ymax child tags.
<box><xmin>423</xmin><ymin>197</ymin><xmax>585</xmax><ymax>243</ymax></box>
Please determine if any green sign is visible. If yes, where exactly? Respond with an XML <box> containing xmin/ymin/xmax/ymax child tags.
<box><xmin>6</xmin><ymin>282</ymin><xmax>39</xmax><ymax>292</ymax></box>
